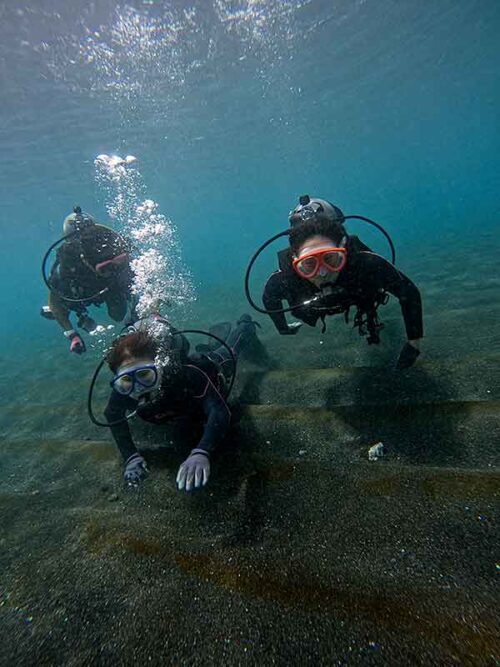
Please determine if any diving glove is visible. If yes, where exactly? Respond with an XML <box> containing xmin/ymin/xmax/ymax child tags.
<box><xmin>280</xmin><ymin>322</ymin><xmax>303</xmax><ymax>336</ymax></box>
<box><xmin>176</xmin><ymin>449</ymin><xmax>210</xmax><ymax>492</ymax></box>
<box><xmin>396</xmin><ymin>342</ymin><xmax>420</xmax><ymax>370</ymax></box>
<box><xmin>65</xmin><ymin>330</ymin><xmax>86</xmax><ymax>355</ymax></box>
<box><xmin>123</xmin><ymin>453</ymin><xmax>148</xmax><ymax>488</ymax></box>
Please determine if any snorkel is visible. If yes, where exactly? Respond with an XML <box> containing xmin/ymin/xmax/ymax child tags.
<box><xmin>244</xmin><ymin>195</ymin><xmax>397</xmax><ymax>315</ymax></box>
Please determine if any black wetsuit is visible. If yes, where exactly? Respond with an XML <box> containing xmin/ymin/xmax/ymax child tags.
<box><xmin>50</xmin><ymin>225</ymin><xmax>133</xmax><ymax>309</ymax></box>
<box><xmin>263</xmin><ymin>238</ymin><xmax>423</xmax><ymax>343</ymax></box>
<box><xmin>104</xmin><ymin>317</ymin><xmax>256</xmax><ymax>461</ymax></box>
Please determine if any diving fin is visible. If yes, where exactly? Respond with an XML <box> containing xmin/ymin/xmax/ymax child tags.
<box><xmin>196</xmin><ymin>321</ymin><xmax>232</xmax><ymax>353</ymax></box>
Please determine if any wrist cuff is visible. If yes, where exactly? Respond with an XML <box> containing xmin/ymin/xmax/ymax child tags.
<box><xmin>125</xmin><ymin>453</ymin><xmax>142</xmax><ymax>465</ymax></box>
<box><xmin>190</xmin><ymin>448</ymin><xmax>210</xmax><ymax>459</ymax></box>
<box><xmin>64</xmin><ymin>329</ymin><xmax>77</xmax><ymax>338</ymax></box>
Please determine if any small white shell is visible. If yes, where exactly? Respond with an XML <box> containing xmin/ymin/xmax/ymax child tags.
<box><xmin>368</xmin><ymin>442</ymin><xmax>385</xmax><ymax>461</ymax></box>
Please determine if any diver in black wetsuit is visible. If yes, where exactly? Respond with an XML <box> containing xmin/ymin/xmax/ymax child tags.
<box><xmin>41</xmin><ymin>207</ymin><xmax>135</xmax><ymax>355</ymax></box>
<box><xmin>262</xmin><ymin>197</ymin><xmax>423</xmax><ymax>368</ymax></box>
<box><xmin>104</xmin><ymin>314</ymin><xmax>260</xmax><ymax>491</ymax></box>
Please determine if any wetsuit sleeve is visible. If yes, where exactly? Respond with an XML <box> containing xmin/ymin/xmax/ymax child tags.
<box><xmin>262</xmin><ymin>271</ymin><xmax>290</xmax><ymax>334</ymax></box>
<box><xmin>195</xmin><ymin>382</ymin><xmax>231</xmax><ymax>456</ymax></box>
<box><xmin>368</xmin><ymin>255</ymin><xmax>423</xmax><ymax>340</ymax></box>
<box><xmin>104</xmin><ymin>391</ymin><xmax>139</xmax><ymax>461</ymax></box>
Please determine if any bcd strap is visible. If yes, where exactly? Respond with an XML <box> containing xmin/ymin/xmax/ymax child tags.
<box><xmin>353</xmin><ymin>302</ymin><xmax>385</xmax><ymax>345</ymax></box>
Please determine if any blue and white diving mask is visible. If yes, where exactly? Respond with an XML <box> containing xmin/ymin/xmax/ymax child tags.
<box><xmin>111</xmin><ymin>362</ymin><xmax>161</xmax><ymax>399</ymax></box>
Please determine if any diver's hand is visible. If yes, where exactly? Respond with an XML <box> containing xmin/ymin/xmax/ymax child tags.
<box><xmin>123</xmin><ymin>453</ymin><xmax>148</xmax><ymax>488</ymax></box>
<box><xmin>65</xmin><ymin>330</ymin><xmax>86</xmax><ymax>355</ymax></box>
<box><xmin>176</xmin><ymin>449</ymin><xmax>210</xmax><ymax>492</ymax></box>
<box><xmin>396</xmin><ymin>341</ymin><xmax>420</xmax><ymax>370</ymax></box>
<box><xmin>280</xmin><ymin>322</ymin><xmax>303</xmax><ymax>336</ymax></box>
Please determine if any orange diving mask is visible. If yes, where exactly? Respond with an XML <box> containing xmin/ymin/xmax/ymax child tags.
<box><xmin>292</xmin><ymin>247</ymin><xmax>347</xmax><ymax>279</ymax></box>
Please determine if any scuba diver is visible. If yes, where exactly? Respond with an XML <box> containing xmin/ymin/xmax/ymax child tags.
<box><xmin>101</xmin><ymin>313</ymin><xmax>262</xmax><ymax>491</ymax></box>
<box><xmin>41</xmin><ymin>206</ymin><xmax>136</xmax><ymax>354</ymax></box>
<box><xmin>248</xmin><ymin>195</ymin><xmax>423</xmax><ymax>369</ymax></box>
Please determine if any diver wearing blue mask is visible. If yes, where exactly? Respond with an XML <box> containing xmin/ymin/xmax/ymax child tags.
<box><xmin>104</xmin><ymin>314</ymin><xmax>261</xmax><ymax>491</ymax></box>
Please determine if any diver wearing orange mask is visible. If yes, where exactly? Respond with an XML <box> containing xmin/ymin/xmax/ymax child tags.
<box><xmin>260</xmin><ymin>196</ymin><xmax>423</xmax><ymax>369</ymax></box>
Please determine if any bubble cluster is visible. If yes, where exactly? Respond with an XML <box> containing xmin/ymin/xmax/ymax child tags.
<box><xmin>47</xmin><ymin>4</ymin><xmax>208</xmax><ymax>115</ymax></box>
<box><xmin>94</xmin><ymin>153</ymin><xmax>195</xmax><ymax>319</ymax></box>
<box><xmin>213</xmin><ymin>0</ymin><xmax>301</xmax><ymax>52</ymax></box>
<box><xmin>43</xmin><ymin>1</ymin><xmax>320</xmax><ymax>112</ymax></box>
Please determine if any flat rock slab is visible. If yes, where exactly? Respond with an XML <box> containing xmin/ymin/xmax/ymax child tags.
<box><xmin>237</xmin><ymin>356</ymin><xmax>500</xmax><ymax>408</ymax></box>
<box><xmin>237</xmin><ymin>399</ymin><xmax>500</xmax><ymax>468</ymax></box>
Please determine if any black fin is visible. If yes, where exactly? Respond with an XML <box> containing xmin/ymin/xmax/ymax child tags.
<box><xmin>195</xmin><ymin>322</ymin><xmax>232</xmax><ymax>353</ymax></box>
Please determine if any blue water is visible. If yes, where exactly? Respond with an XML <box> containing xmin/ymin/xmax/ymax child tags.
<box><xmin>1</xmin><ymin>2</ymin><xmax>500</xmax><ymax>662</ymax></box>
<box><xmin>1</xmin><ymin>0</ymin><xmax>499</xmax><ymax>356</ymax></box>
